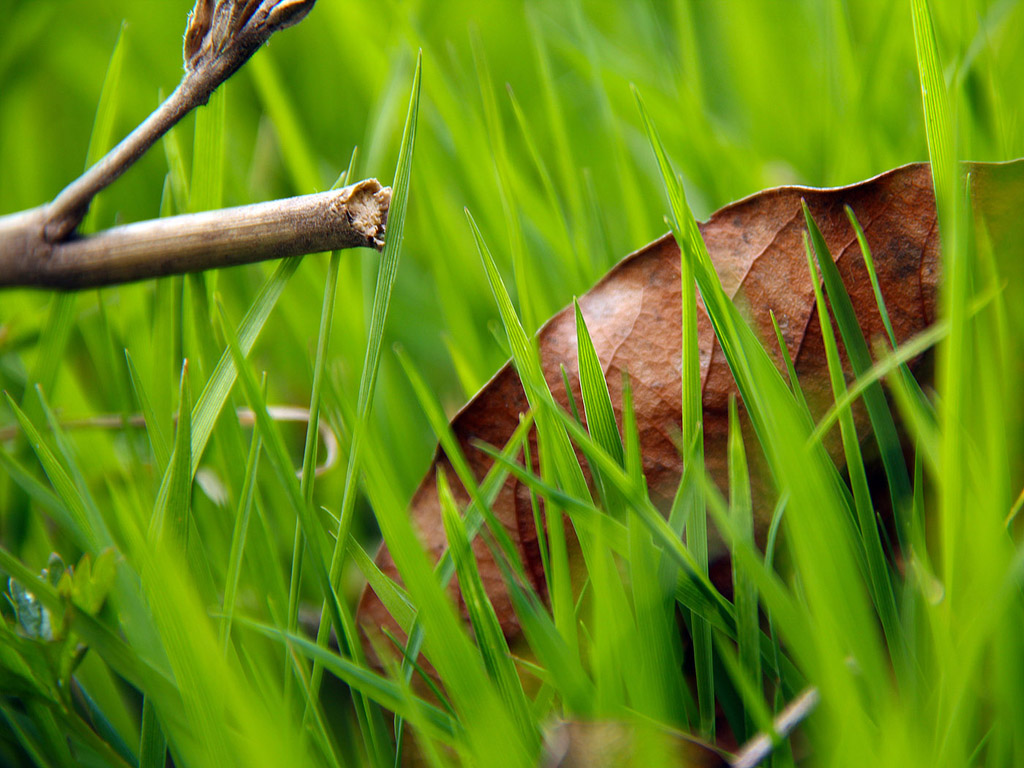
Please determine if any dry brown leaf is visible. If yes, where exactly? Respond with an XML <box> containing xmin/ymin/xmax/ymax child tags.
<box><xmin>359</xmin><ymin>160</ymin><xmax>1023</xmax><ymax>650</ymax></box>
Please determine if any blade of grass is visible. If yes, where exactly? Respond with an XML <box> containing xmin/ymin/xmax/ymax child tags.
<box><xmin>803</xmin><ymin>201</ymin><xmax>913</xmax><ymax>552</ymax></box>
<box><xmin>803</xmin><ymin>227</ymin><xmax>905</xmax><ymax>677</ymax></box>
<box><xmin>235</xmin><ymin>618</ymin><xmax>457</xmax><ymax>742</ymax></box>
<box><xmin>632</xmin><ymin>83</ymin><xmax>713</xmax><ymax>739</ymax></box>
<box><xmin>634</xmin><ymin>85</ymin><xmax>887</xmax><ymax>742</ymax></box>
<box><xmin>728</xmin><ymin>396</ymin><xmax>762</xmax><ymax>740</ymax></box>
<box><xmin>149</xmin><ymin>362</ymin><xmax>191</xmax><ymax>546</ymax></box>
<box><xmin>437</xmin><ymin>469</ymin><xmax>536</xmax><ymax>747</ymax></box>
<box><xmin>467</xmin><ymin>207</ymin><xmax>582</xmax><ymax>656</ymax></box>
<box><xmin>312</xmin><ymin>52</ymin><xmax>422</xmax><ymax>705</ymax></box>
<box><xmin>219</xmin><ymin>374</ymin><xmax>264</xmax><ymax>653</ymax></box>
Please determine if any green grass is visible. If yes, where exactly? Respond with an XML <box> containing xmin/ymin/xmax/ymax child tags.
<box><xmin>2</xmin><ymin>0</ymin><xmax>1024</xmax><ymax>765</ymax></box>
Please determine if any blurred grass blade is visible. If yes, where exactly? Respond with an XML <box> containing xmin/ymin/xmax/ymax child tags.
<box><xmin>139</xmin><ymin>698</ymin><xmax>167</xmax><ymax>768</ymax></box>
<box><xmin>308</xmin><ymin>58</ymin><xmax>422</xmax><ymax>743</ymax></box>
<box><xmin>235</xmin><ymin>618</ymin><xmax>457</xmax><ymax>742</ymax></box>
<box><xmin>125</xmin><ymin>350</ymin><xmax>172</xmax><ymax>473</ymax></box>
<box><xmin>220</xmin><ymin>378</ymin><xmax>264</xmax><ymax>652</ymax></box>
<box><xmin>634</xmin><ymin>85</ymin><xmax>887</xmax><ymax>734</ymax></box>
<box><xmin>467</xmin><ymin>208</ymin><xmax>581</xmax><ymax>655</ymax></box>
<box><xmin>189</xmin><ymin>255</ymin><xmax>303</xmax><ymax>478</ymax></box>
<box><xmin>81</xmin><ymin>20</ymin><xmax>127</xmax><ymax>233</ymax></box>
<box><xmin>3</xmin><ymin>393</ymin><xmax>103</xmax><ymax>550</ymax></box>
<box><xmin>150</xmin><ymin>362</ymin><xmax>192</xmax><ymax>545</ymax></box>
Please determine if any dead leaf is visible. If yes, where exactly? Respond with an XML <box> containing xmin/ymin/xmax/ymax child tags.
<box><xmin>358</xmin><ymin>160</ymin><xmax>1023</xmax><ymax>650</ymax></box>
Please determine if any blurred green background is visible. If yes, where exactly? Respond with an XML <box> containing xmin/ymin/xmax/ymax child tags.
<box><xmin>1</xmin><ymin>0</ymin><xmax>1021</xmax><ymax>607</ymax></box>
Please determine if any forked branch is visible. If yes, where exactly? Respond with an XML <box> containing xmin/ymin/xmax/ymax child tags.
<box><xmin>0</xmin><ymin>0</ymin><xmax>391</xmax><ymax>291</ymax></box>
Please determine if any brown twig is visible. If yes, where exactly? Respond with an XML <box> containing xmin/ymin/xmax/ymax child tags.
<box><xmin>0</xmin><ymin>0</ymin><xmax>391</xmax><ymax>292</ymax></box>
<box><xmin>0</xmin><ymin>181</ymin><xmax>390</xmax><ymax>289</ymax></box>
<box><xmin>731</xmin><ymin>687</ymin><xmax>819</xmax><ymax>768</ymax></box>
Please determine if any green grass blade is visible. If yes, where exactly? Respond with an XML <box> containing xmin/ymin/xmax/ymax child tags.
<box><xmin>803</xmin><ymin>229</ymin><xmax>904</xmax><ymax>674</ymax></box>
<box><xmin>3</xmin><ymin>393</ymin><xmax>101</xmax><ymax>550</ymax></box>
<box><xmin>125</xmin><ymin>350</ymin><xmax>171</xmax><ymax>473</ymax></box>
<box><xmin>149</xmin><ymin>362</ymin><xmax>192</xmax><ymax>546</ymax></box>
<box><xmin>213</xmin><ymin>299</ymin><xmax>347</xmax><ymax>656</ymax></box>
<box><xmin>911</xmin><ymin>0</ymin><xmax>966</xmax><ymax>597</ymax></box>
<box><xmin>189</xmin><ymin>255</ymin><xmax>303</xmax><ymax>478</ymax></box>
<box><xmin>728</xmin><ymin>396</ymin><xmax>762</xmax><ymax>739</ymax></box>
<box><xmin>395</xmin><ymin>346</ymin><xmax>523</xmax><ymax>573</ymax></box>
<box><xmin>139</xmin><ymin>697</ymin><xmax>167</xmax><ymax>768</ymax></box>
<box><xmin>770</xmin><ymin>309</ymin><xmax>811</xmax><ymax>415</ymax></box>
<box><xmin>80</xmin><ymin>20</ymin><xmax>127</xmax><ymax>233</ymax></box>
<box><xmin>359</xmin><ymin>437</ymin><xmax>532</xmax><ymax>766</ymax></box>
<box><xmin>634</xmin><ymin>84</ymin><xmax>888</xmax><ymax>742</ymax></box>
<box><xmin>320</xmin><ymin>46</ymin><xmax>421</xmax><ymax>626</ymax></box>
<box><xmin>574</xmin><ymin>299</ymin><xmax>623</xmax><ymax>468</ymax></box>
<box><xmin>220</xmin><ymin>381</ymin><xmax>263</xmax><ymax>652</ymax></box>
<box><xmin>248</xmin><ymin>49</ymin><xmax>322</xmax><ymax>193</ymax></box>
<box><xmin>633</xmin><ymin>84</ymin><xmax>713</xmax><ymax>738</ymax></box>
<box><xmin>467</xmin><ymin>208</ymin><xmax>582</xmax><ymax>656</ymax></box>
<box><xmin>471</xmin><ymin>34</ymin><xmax>536</xmax><ymax>333</ymax></box>
<box><xmin>803</xmin><ymin>201</ymin><xmax>912</xmax><ymax>550</ymax></box>
<box><xmin>235</xmin><ymin>618</ymin><xmax>457</xmax><ymax>742</ymax></box>
<box><xmin>437</xmin><ymin>469</ymin><xmax>536</xmax><ymax>747</ymax></box>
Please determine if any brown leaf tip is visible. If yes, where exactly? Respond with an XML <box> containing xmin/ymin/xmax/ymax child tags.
<box><xmin>336</xmin><ymin>179</ymin><xmax>392</xmax><ymax>250</ymax></box>
<box><xmin>183</xmin><ymin>0</ymin><xmax>316</xmax><ymax>74</ymax></box>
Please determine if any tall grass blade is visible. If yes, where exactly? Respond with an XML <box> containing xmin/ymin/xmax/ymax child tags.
<box><xmin>317</xmin><ymin>52</ymin><xmax>422</xmax><ymax>677</ymax></box>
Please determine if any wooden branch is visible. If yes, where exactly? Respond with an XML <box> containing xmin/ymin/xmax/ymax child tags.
<box><xmin>0</xmin><ymin>180</ymin><xmax>389</xmax><ymax>289</ymax></box>
<box><xmin>0</xmin><ymin>1</ymin><xmax>343</xmax><ymax>292</ymax></box>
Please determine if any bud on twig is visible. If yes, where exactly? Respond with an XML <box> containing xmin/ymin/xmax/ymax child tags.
<box><xmin>38</xmin><ymin>0</ymin><xmax>318</xmax><ymax>243</ymax></box>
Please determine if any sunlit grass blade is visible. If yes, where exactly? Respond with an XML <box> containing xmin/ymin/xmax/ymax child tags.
<box><xmin>317</xmin><ymin>49</ymin><xmax>421</xmax><ymax>661</ymax></box>
<box><xmin>632</xmin><ymin>83</ymin><xmax>712</xmax><ymax>738</ymax></box>
<box><xmin>727</xmin><ymin>396</ymin><xmax>761</xmax><ymax>739</ymax></box>
<box><xmin>803</xmin><ymin>229</ymin><xmax>904</xmax><ymax>673</ymax></box>
<box><xmin>803</xmin><ymin>202</ymin><xmax>912</xmax><ymax>549</ymax></box>
<box><xmin>437</xmin><ymin>469</ymin><xmax>536</xmax><ymax>747</ymax></box>
<box><xmin>634</xmin><ymin>84</ymin><xmax>888</xmax><ymax>744</ymax></box>
<box><xmin>467</xmin><ymin>207</ymin><xmax>581</xmax><ymax>654</ymax></box>
<box><xmin>912</xmin><ymin>0</ymin><xmax>968</xmax><ymax>597</ymax></box>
